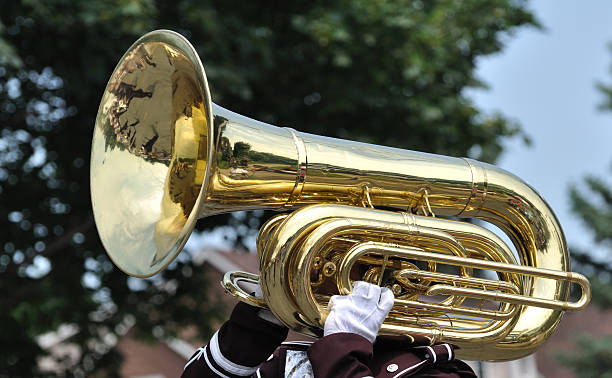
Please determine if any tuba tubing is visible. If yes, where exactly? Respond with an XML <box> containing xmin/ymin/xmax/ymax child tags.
<box><xmin>258</xmin><ymin>199</ymin><xmax>570</xmax><ymax>361</ymax></box>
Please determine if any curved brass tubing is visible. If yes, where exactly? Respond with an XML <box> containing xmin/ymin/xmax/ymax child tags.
<box><xmin>258</xmin><ymin>204</ymin><xmax>574</xmax><ymax>361</ymax></box>
<box><xmin>222</xmin><ymin>271</ymin><xmax>266</xmax><ymax>309</ymax></box>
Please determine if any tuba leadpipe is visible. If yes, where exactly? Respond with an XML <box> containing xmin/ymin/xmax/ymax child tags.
<box><xmin>90</xmin><ymin>30</ymin><xmax>590</xmax><ymax>362</ymax></box>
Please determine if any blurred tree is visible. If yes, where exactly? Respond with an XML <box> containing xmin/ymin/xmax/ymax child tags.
<box><xmin>560</xmin><ymin>46</ymin><xmax>612</xmax><ymax>378</ymax></box>
<box><xmin>0</xmin><ymin>0</ymin><xmax>537</xmax><ymax>376</ymax></box>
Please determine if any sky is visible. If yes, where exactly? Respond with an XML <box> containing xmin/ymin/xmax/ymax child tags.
<box><xmin>467</xmin><ymin>0</ymin><xmax>612</xmax><ymax>258</ymax></box>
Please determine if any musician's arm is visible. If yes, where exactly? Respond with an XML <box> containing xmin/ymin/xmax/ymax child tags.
<box><xmin>181</xmin><ymin>302</ymin><xmax>288</xmax><ymax>378</ymax></box>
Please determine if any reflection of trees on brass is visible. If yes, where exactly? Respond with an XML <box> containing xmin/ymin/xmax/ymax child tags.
<box><xmin>506</xmin><ymin>196</ymin><xmax>549</xmax><ymax>249</ymax></box>
<box><xmin>168</xmin><ymin>158</ymin><xmax>198</xmax><ymax>217</ymax></box>
<box><xmin>220</xmin><ymin>137</ymin><xmax>232</xmax><ymax>165</ymax></box>
<box><xmin>150</xmin><ymin>156</ymin><xmax>199</xmax><ymax>266</ymax></box>
<box><xmin>232</xmin><ymin>141</ymin><xmax>251</xmax><ymax>167</ymax></box>
<box><xmin>218</xmin><ymin>137</ymin><xmax>295</xmax><ymax>170</ymax></box>
<box><xmin>247</xmin><ymin>151</ymin><xmax>295</xmax><ymax>166</ymax></box>
<box><xmin>109</xmin><ymin>82</ymin><xmax>153</xmax><ymax>150</ymax></box>
<box><xmin>102</xmin><ymin>44</ymin><xmax>175</xmax><ymax>165</ymax></box>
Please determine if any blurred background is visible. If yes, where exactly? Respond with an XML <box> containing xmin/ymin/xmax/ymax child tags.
<box><xmin>1</xmin><ymin>0</ymin><xmax>611</xmax><ymax>377</ymax></box>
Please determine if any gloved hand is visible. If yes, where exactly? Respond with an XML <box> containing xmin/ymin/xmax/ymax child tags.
<box><xmin>324</xmin><ymin>281</ymin><xmax>395</xmax><ymax>343</ymax></box>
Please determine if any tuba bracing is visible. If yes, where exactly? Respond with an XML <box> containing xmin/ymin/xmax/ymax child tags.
<box><xmin>90</xmin><ymin>30</ymin><xmax>590</xmax><ymax>361</ymax></box>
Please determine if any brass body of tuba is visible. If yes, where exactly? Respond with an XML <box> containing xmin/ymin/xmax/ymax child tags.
<box><xmin>90</xmin><ymin>30</ymin><xmax>590</xmax><ymax>361</ymax></box>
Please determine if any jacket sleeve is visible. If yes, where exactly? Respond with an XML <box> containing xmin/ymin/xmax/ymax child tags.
<box><xmin>181</xmin><ymin>302</ymin><xmax>289</xmax><ymax>378</ymax></box>
<box><xmin>307</xmin><ymin>333</ymin><xmax>375</xmax><ymax>378</ymax></box>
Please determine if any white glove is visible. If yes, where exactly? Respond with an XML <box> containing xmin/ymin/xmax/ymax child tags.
<box><xmin>324</xmin><ymin>281</ymin><xmax>395</xmax><ymax>343</ymax></box>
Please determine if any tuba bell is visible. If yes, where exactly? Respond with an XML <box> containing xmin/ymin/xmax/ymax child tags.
<box><xmin>90</xmin><ymin>30</ymin><xmax>590</xmax><ymax>361</ymax></box>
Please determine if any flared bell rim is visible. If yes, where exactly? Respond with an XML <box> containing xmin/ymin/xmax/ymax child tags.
<box><xmin>90</xmin><ymin>29</ymin><xmax>215</xmax><ymax>277</ymax></box>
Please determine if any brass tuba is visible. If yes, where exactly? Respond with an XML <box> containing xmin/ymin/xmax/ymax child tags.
<box><xmin>90</xmin><ymin>30</ymin><xmax>590</xmax><ymax>361</ymax></box>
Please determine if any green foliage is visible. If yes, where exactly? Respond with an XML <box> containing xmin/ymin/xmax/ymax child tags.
<box><xmin>557</xmin><ymin>335</ymin><xmax>612</xmax><ymax>378</ymax></box>
<box><xmin>558</xmin><ymin>43</ymin><xmax>612</xmax><ymax>378</ymax></box>
<box><xmin>597</xmin><ymin>43</ymin><xmax>612</xmax><ymax>112</ymax></box>
<box><xmin>568</xmin><ymin>46</ymin><xmax>612</xmax><ymax>310</ymax></box>
<box><xmin>569</xmin><ymin>174</ymin><xmax>612</xmax><ymax>304</ymax></box>
<box><xmin>0</xmin><ymin>0</ymin><xmax>536</xmax><ymax>376</ymax></box>
<box><xmin>0</xmin><ymin>21</ymin><xmax>23</xmax><ymax>68</ymax></box>
<box><xmin>570</xmin><ymin>176</ymin><xmax>612</xmax><ymax>246</ymax></box>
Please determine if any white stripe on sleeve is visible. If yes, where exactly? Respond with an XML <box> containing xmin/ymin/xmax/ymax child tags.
<box><xmin>443</xmin><ymin>343</ymin><xmax>453</xmax><ymax>361</ymax></box>
<box><xmin>210</xmin><ymin>331</ymin><xmax>259</xmax><ymax>376</ymax></box>
<box><xmin>203</xmin><ymin>345</ymin><xmax>230</xmax><ymax>378</ymax></box>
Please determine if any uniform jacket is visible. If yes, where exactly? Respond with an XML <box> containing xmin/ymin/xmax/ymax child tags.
<box><xmin>181</xmin><ymin>302</ymin><xmax>477</xmax><ymax>378</ymax></box>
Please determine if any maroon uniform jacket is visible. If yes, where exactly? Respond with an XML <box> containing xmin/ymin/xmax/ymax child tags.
<box><xmin>181</xmin><ymin>303</ymin><xmax>477</xmax><ymax>378</ymax></box>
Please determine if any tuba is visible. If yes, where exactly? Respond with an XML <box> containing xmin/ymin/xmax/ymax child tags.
<box><xmin>90</xmin><ymin>30</ymin><xmax>590</xmax><ymax>361</ymax></box>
